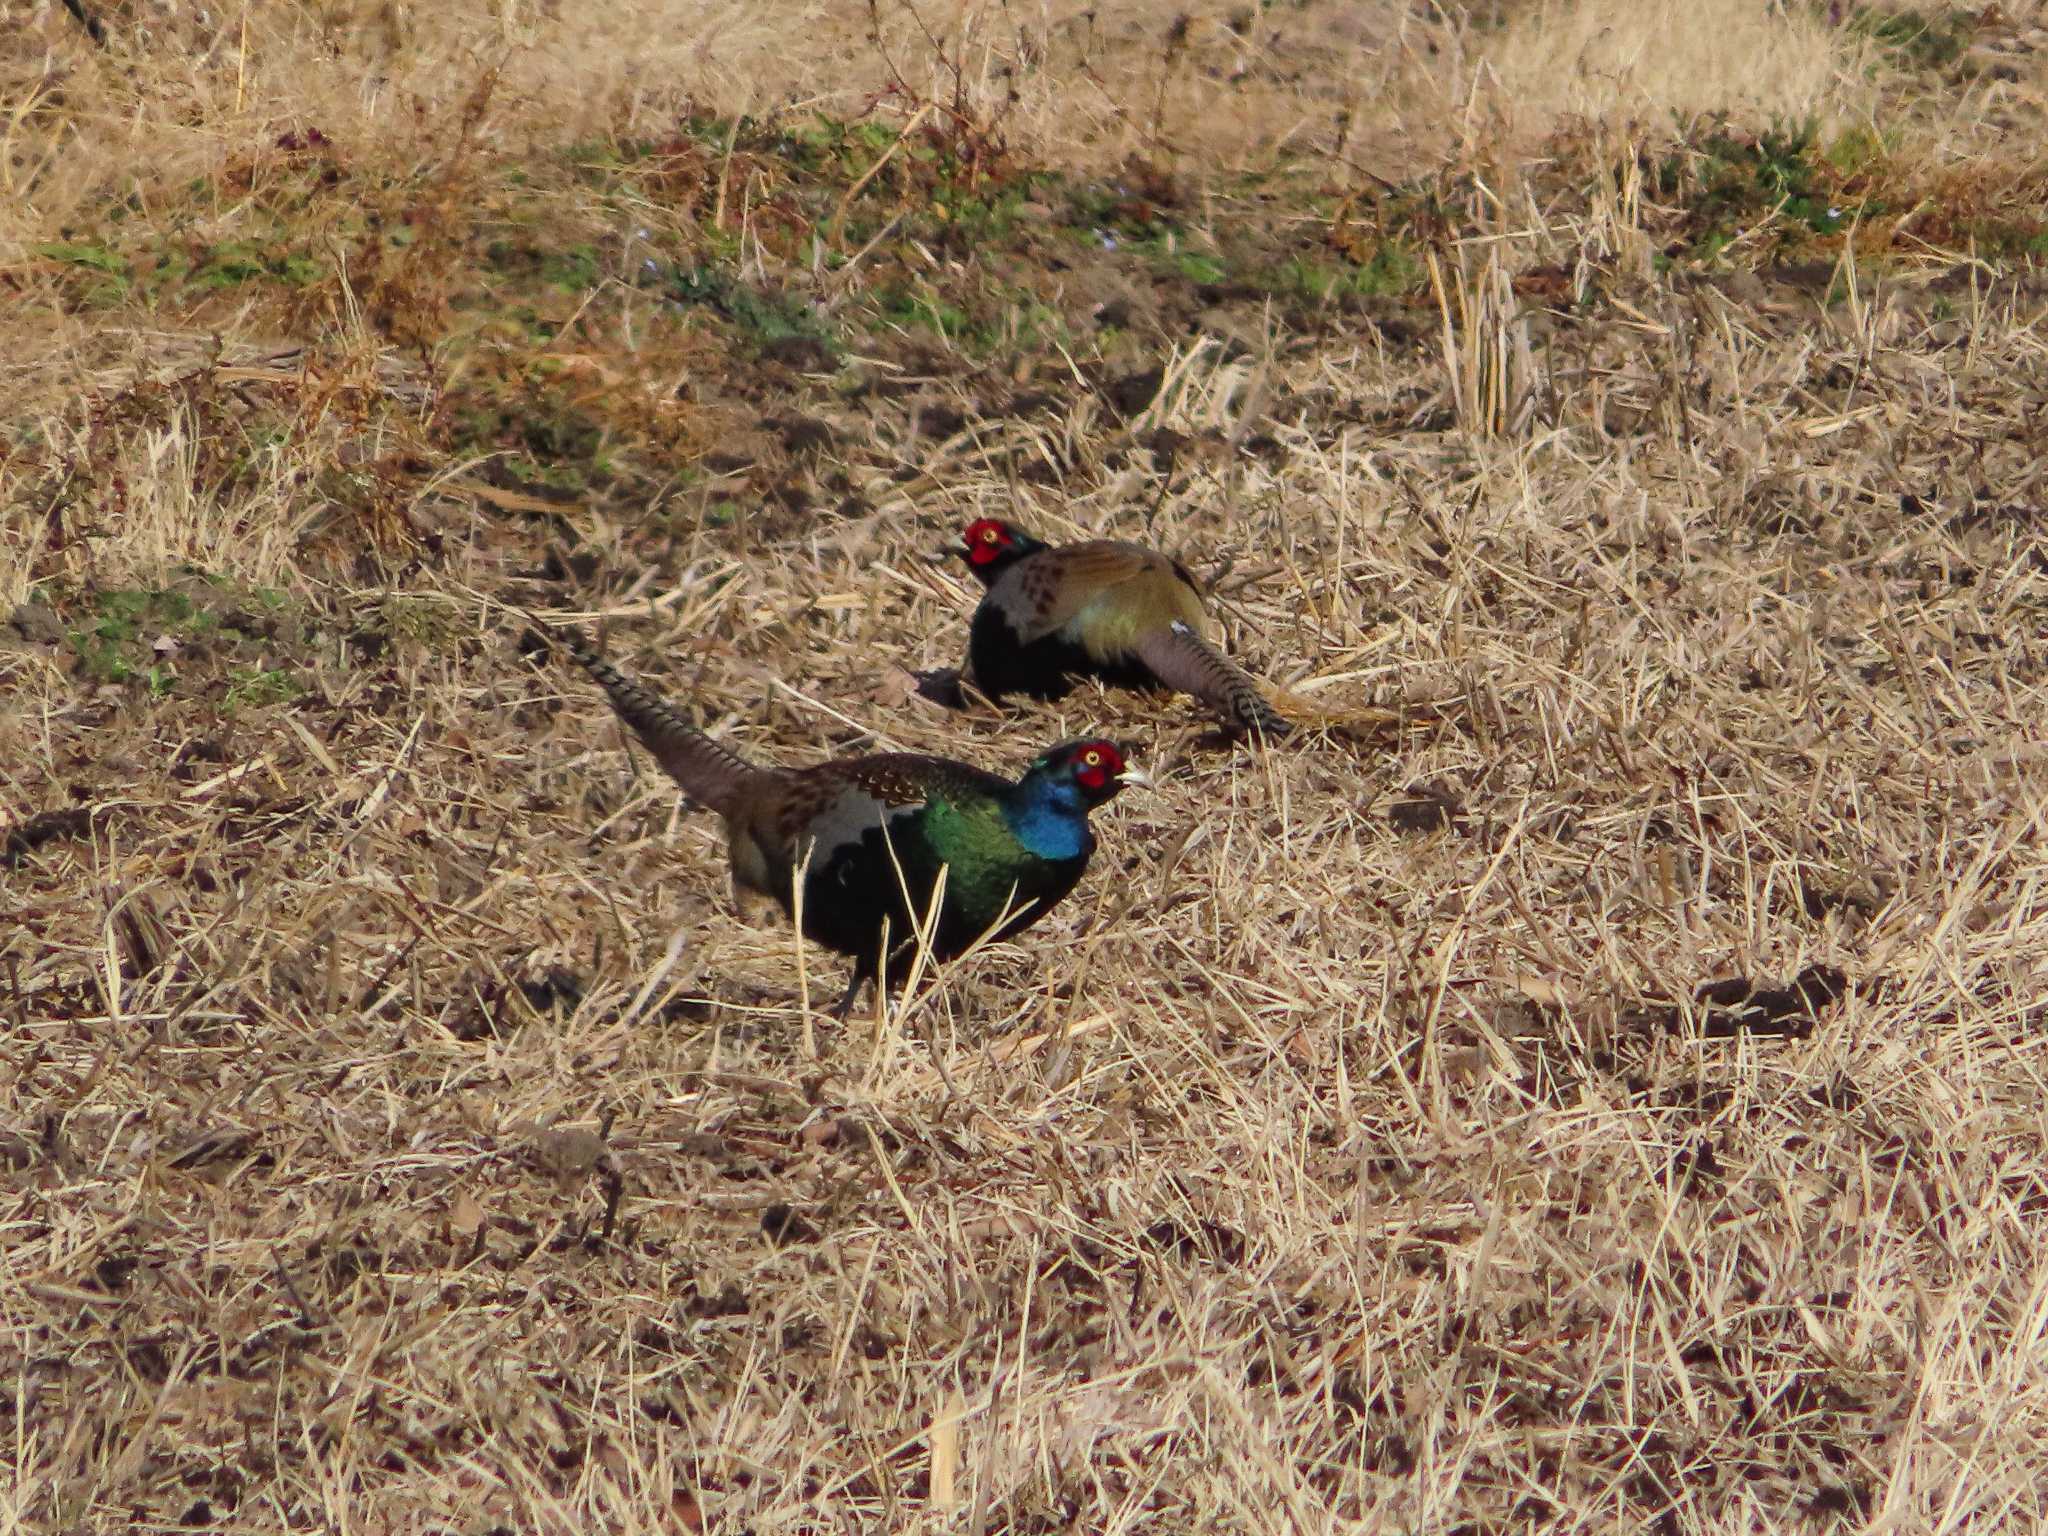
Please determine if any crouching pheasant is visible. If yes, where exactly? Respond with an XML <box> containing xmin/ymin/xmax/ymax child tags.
<box><xmin>538</xmin><ymin>626</ymin><xmax>1144</xmax><ymax>1017</ymax></box>
<box><xmin>955</xmin><ymin>518</ymin><xmax>1290</xmax><ymax>738</ymax></box>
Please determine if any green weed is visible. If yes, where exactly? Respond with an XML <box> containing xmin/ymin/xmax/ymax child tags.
<box><xmin>1657</xmin><ymin>121</ymin><xmax>1865</xmax><ymax>260</ymax></box>
<box><xmin>1849</xmin><ymin>5</ymin><xmax>1974</xmax><ymax>71</ymax></box>
<box><xmin>1169</xmin><ymin>250</ymin><xmax>1231</xmax><ymax>286</ymax></box>
<box><xmin>1824</xmin><ymin>125</ymin><xmax>1890</xmax><ymax>176</ymax></box>
<box><xmin>1270</xmin><ymin>246</ymin><xmax>1421</xmax><ymax>302</ymax></box>
<box><xmin>37</xmin><ymin>240</ymin><xmax>131</xmax><ymax>304</ymax></box>
<box><xmin>652</xmin><ymin>262</ymin><xmax>834</xmax><ymax>354</ymax></box>
<box><xmin>37</xmin><ymin>240</ymin><xmax>128</xmax><ymax>276</ymax></box>
<box><xmin>188</xmin><ymin>239</ymin><xmax>325</xmax><ymax>292</ymax></box>
<box><xmin>485</xmin><ymin>238</ymin><xmax>603</xmax><ymax>293</ymax></box>
<box><xmin>68</xmin><ymin>587</ymin><xmax>204</xmax><ymax>688</ymax></box>
<box><xmin>225</xmin><ymin>667</ymin><xmax>304</xmax><ymax>711</ymax></box>
<box><xmin>877</xmin><ymin>285</ymin><xmax>970</xmax><ymax>340</ymax></box>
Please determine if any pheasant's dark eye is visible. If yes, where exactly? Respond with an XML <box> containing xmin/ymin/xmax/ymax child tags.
<box><xmin>1082</xmin><ymin>749</ymin><xmax>1102</xmax><ymax>767</ymax></box>
<box><xmin>982</xmin><ymin>527</ymin><xmax>1001</xmax><ymax>543</ymax></box>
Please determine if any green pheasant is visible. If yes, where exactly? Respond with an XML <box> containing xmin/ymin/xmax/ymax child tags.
<box><xmin>955</xmin><ymin>517</ymin><xmax>1290</xmax><ymax>738</ymax></box>
<box><xmin>540</xmin><ymin>627</ymin><xmax>1144</xmax><ymax>1017</ymax></box>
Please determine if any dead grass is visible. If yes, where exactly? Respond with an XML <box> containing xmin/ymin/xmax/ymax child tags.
<box><xmin>1478</xmin><ymin>0</ymin><xmax>1866</xmax><ymax>138</ymax></box>
<box><xmin>3</xmin><ymin>0</ymin><xmax>1431</xmax><ymax>246</ymax></box>
<box><xmin>10</xmin><ymin>2</ymin><xmax>2048</xmax><ymax>1532</ymax></box>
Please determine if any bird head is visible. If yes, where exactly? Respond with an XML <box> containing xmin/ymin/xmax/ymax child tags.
<box><xmin>959</xmin><ymin>518</ymin><xmax>1040</xmax><ymax>582</ymax></box>
<box><xmin>1034</xmin><ymin>738</ymin><xmax>1149</xmax><ymax>806</ymax></box>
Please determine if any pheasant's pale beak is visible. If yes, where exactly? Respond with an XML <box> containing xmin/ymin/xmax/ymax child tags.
<box><xmin>1116</xmin><ymin>765</ymin><xmax>1153</xmax><ymax>790</ymax></box>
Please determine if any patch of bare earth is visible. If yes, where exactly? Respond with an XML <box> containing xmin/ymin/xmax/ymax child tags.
<box><xmin>8</xmin><ymin>2</ymin><xmax>2048</xmax><ymax>1531</ymax></box>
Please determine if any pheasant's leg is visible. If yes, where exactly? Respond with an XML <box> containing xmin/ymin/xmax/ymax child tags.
<box><xmin>831</xmin><ymin>969</ymin><xmax>868</xmax><ymax>1021</ymax></box>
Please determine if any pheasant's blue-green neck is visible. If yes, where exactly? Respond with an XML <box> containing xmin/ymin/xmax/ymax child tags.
<box><xmin>1003</xmin><ymin>530</ymin><xmax>1051</xmax><ymax>562</ymax></box>
<box><xmin>978</xmin><ymin>528</ymin><xmax>1051</xmax><ymax>581</ymax></box>
<box><xmin>999</xmin><ymin>772</ymin><xmax>1092</xmax><ymax>861</ymax></box>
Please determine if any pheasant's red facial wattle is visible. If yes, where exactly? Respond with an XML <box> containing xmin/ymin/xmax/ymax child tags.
<box><xmin>1072</xmin><ymin>741</ymin><xmax>1124</xmax><ymax>792</ymax></box>
<box><xmin>963</xmin><ymin>518</ymin><xmax>1012</xmax><ymax>567</ymax></box>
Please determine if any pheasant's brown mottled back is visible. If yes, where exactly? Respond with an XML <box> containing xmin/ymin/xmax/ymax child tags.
<box><xmin>538</xmin><ymin>624</ymin><xmax>1139</xmax><ymax>1016</ymax></box>
<box><xmin>1008</xmin><ymin>542</ymin><xmax>1207</xmax><ymax>644</ymax></box>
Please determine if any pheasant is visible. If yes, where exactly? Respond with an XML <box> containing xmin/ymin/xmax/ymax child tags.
<box><xmin>539</xmin><ymin>626</ymin><xmax>1144</xmax><ymax>1018</ymax></box>
<box><xmin>954</xmin><ymin>518</ymin><xmax>1290</xmax><ymax>738</ymax></box>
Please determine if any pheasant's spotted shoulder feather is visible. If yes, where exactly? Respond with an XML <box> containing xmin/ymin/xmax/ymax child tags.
<box><xmin>825</xmin><ymin>753</ymin><xmax>1013</xmax><ymax>807</ymax></box>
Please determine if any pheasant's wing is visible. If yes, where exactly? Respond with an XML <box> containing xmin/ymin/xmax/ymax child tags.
<box><xmin>1006</xmin><ymin>542</ymin><xmax>1208</xmax><ymax>650</ymax></box>
<box><xmin>1133</xmin><ymin>620</ymin><xmax>1291</xmax><ymax>737</ymax></box>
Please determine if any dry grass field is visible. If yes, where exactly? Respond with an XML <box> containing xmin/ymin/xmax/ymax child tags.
<box><xmin>9</xmin><ymin>1</ymin><xmax>2048</xmax><ymax>1530</ymax></box>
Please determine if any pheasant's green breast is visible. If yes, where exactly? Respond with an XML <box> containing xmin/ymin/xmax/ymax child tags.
<box><xmin>916</xmin><ymin>786</ymin><xmax>1089</xmax><ymax>916</ymax></box>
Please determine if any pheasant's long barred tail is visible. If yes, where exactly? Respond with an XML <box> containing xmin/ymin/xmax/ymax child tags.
<box><xmin>1145</xmin><ymin>621</ymin><xmax>1292</xmax><ymax>739</ymax></box>
<box><xmin>553</xmin><ymin>628</ymin><xmax>759</xmax><ymax>816</ymax></box>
